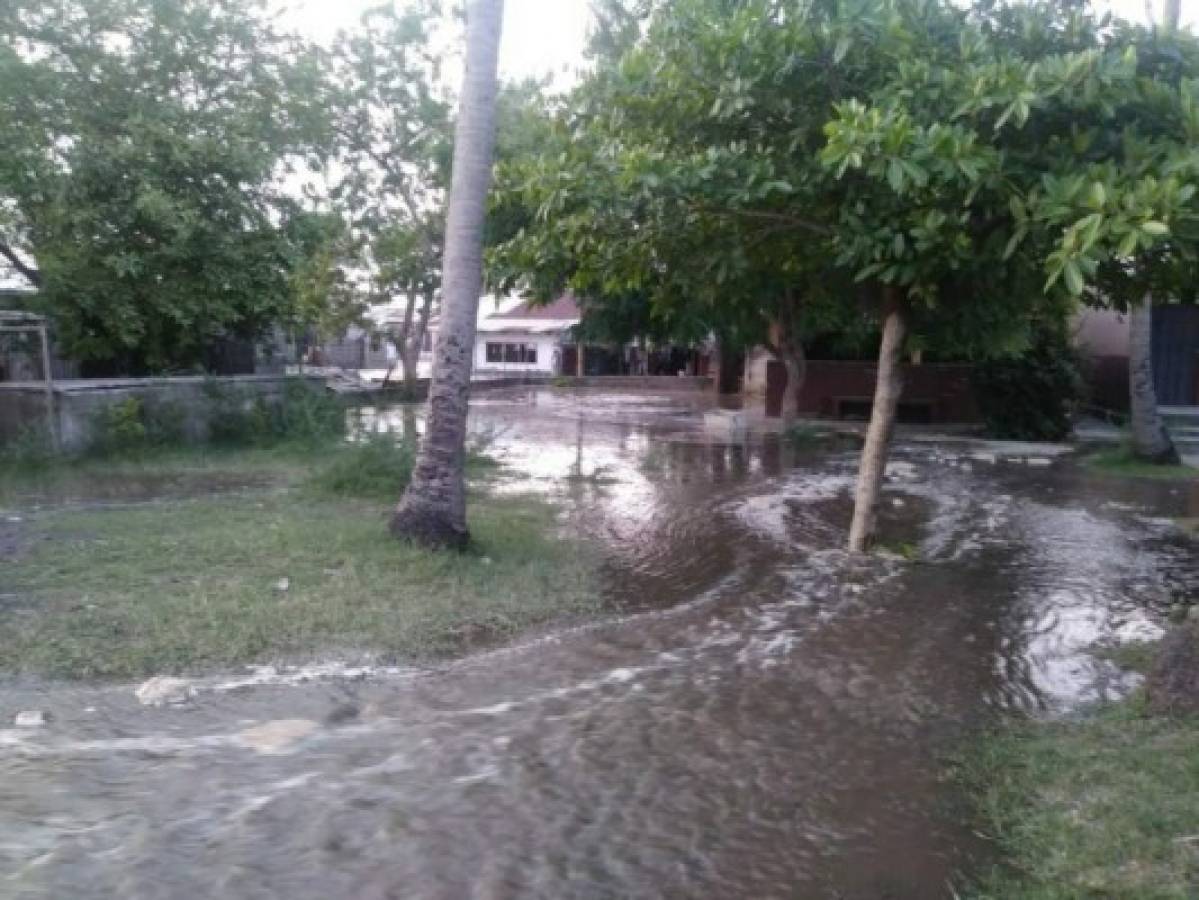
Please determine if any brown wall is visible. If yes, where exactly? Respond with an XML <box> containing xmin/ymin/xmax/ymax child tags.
<box><xmin>766</xmin><ymin>360</ymin><xmax>979</xmax><ymax>423</ymax></box>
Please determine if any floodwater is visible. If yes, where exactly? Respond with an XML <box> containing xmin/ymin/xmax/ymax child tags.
<box><xmin>3</xmin><ymin>388</ymin><xmax>1198</xmax><ymax>898</ymax></box>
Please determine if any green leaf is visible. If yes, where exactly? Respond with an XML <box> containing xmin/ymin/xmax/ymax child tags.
<box><xmin>1140</xmin><ymin>220</ymin><xmax>1169</xmax><ymax>236</ymax></box>
<box><xmin>1063</xmin><ymin>260</ymin><xmax>1084</xmax><ymax>296</ymax></box>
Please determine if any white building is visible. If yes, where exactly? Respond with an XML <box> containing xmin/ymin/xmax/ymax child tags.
<box><xmin>474</xmin><ymin>295</ymin><xmax>580</xmax><ymax>375</ymax></box>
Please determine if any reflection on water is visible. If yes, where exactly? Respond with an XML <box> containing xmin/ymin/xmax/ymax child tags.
<box><xmin>3</xmin><ymin>387</ymin><xmax>1197</xmax><ymax>899</ymax></box>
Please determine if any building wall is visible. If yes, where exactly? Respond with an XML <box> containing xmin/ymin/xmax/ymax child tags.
<box><xmin>742</xmin><ymin>347</ymin><xmax>773</xmax><ymax>397</ymax></box>
<box><xmin>474</xmin><ymin>332</ymin><xmax>563</xmax><ymax>374</ymax></box>
<box><xmin>762</xmin><ymin>360</ymin><xmax>979</xmax><ymax>423</ymax></box>
<box><xmin>1075</xmin><ymin>308</ymin><xmax>1129</xmax><ymax>358</ymax></box>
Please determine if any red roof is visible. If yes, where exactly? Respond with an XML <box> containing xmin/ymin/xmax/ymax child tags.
<box><xmin>491</xmin><ymin>294</ymin><xmax>580</xmax><ymax>321</ymax></box>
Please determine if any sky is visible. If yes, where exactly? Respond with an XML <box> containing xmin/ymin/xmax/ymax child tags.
<box><xmin>277</xmin><ymin>0</ymin><xmax>596</xmax><ymax>87</ymax></box>
<box><xmin>276</xmin><ymin>0</ymin><xmax>1196</xmax><ymax>86</ymax></box>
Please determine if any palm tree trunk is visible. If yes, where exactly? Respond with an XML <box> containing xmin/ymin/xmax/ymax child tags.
<box><xmin>1128</xmin><ymin>293</ymin><xmax>1179</xmax><ymax>464</ymax></box>
<box><xmin>390</xmin><ymin>0</ymin><xmax>505</xmax><ymax>548</ymax></box>
<box><xmin>848</xmin><ymin>288</ymin><xmax>907</xmax><ymax>553</ymax></box>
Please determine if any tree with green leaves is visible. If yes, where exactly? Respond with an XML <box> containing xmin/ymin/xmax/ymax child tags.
<box><xmin>789</xmin><ymin>0</ymin><xmax>1199</xmax><ymax>548</ymax></box>
<box><xmin>497</xmin><ymin>0</ymin><xmax>1199</xmax><ymax>551</ymax></box>
<box><xmin>1124</xmin><ymin>0</ymin><xmax>1184</xmax><ymax>463</ymax></box>
<box><xmin>285</xmin><ymin>210</ymin><xmax>369</xmax><ymax>345</ymax></box>
<box><xmin>390</xmin><ymin>0</ymin><xmax>506</xmax><ymax>549</ymax></box>
<box><xmin>373</xmin><ymin>214</ymin><xmax>442</xmax><ymax>386</ymax></box>
<box><xmin>0</xmin><ymin>0</ymin><xmax>330</xmax><ymax>372</ymax></box>
<box><xmin>329</xmin><ymin>0</ymin><xmax>453</xmax><ymax>389</ymax></box>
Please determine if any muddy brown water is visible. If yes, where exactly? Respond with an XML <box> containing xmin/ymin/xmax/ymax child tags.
<box><xmin>2</xmin><ymin>388</ymin><xmax>1198</xmax><ymax>898</ymax></box>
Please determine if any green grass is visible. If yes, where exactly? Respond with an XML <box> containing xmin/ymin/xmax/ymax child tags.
<box><xmin>1093</xmin><ymin>639</ymin><xmax>1163</xmax><ymax>674</ymax></box>
<box><xmin>960</xmin><ymin>705</ymin><xmax>1199</xmax><ymax>899</ymax></box>
<box><xmin>1176</xmin><ymin>518</ymin><xmax>1199</xmax><ymax>538</ymax></box>
<box><xmin>0</xmin><ymin>442</ymin><xmax>600</xmax><ymax>680</ymax></box>
<box><xmin>0</xmin><ymin>442</ymin><xmax>317</xmax><ymax>507</ymax></box>
<box><xmin>958</xmin><ymin>639</ymin><xmax>1199</xmax><ymax>898</ymax></box>
<box><xmin>1084</xmin><ymin>447</ymin><xmax>1199</xmax><ymax>481</ymax></box>
<box><xmin>783</xmin><ymin>423</ymin><xmax>834</xmax><ymax>445</ymax></box>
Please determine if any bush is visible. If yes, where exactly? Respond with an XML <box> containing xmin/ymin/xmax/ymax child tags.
<box><xmin>94</xmin><ymin>397</ymin><xmax>147</xmax><ymax>451</ymax></box>
<box><xmin>204</xmin><ymin>378</ymin><xmax>345</xmax><ymax>446</ymax></box>
<box><xmin>971</xmin><ymin>328</ymin><xmax>1083</xmax><ymax>441</ymax></box>
<box><xmin>308</xmin><ymin>431</ymin><xmax>416</xmax><ymax>499</ymax></box>
<box><xmin>0</xmin><ymin>425</ymin><xmax>56</xmax><ymax>470</ymax></box>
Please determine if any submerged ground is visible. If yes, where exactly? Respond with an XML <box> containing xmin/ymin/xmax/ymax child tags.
<box><xmin>2</xmin><ymin>387</ymin><xmax>1198</xmax><ymax>898</ymax></box>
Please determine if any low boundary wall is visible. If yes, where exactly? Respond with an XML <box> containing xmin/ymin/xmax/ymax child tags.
<box><xmin>0</xmin><ymin>375</ymin><xmax>322</xmax><ymax>452</ymax></box>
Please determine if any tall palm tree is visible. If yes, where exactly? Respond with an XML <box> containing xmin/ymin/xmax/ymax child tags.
<box><xmin>1128</xmin><ymin>0</ymin><xmax>1182</xmax><ymax>464</ymax></box>
<box><xmin>390</xmin><ymin>0</ymin><xmax>506</xmax><ymax>548</ymax></box>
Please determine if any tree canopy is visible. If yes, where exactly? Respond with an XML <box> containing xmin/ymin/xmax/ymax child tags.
<box><xmin>0</xmin><ymin>0</ymin><xmax>334</xmax><ymax>372</ymax></box>
<box><xmin>493</xmin><ymin>0</ymin><xmax>1199</xmax><ymax>358</ymax></box>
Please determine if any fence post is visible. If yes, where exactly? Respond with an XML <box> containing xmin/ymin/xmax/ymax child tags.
<box><xmin>38</xmin><ymin>322</ymin><xmax>58</xmax><ymax>451</ymax></box>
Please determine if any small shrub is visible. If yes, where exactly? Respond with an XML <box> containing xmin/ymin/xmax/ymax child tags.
<box><xmin>0</xmin><ymin>425</ymin><xmax>56</xmax><ymax>470</ymax></box>
<box><xmin>275</xmin><ymin>378</ymin><xmax>345</xmax><ymax>442</ymax></box>
<box><xmin>308</xmin><ymin>431</ymin><xmax>415</xmax><ymax>499</ymax></box>
<box><xmin>971</xmin><ymin>328</ymin><xmax>1083</xmax><ymax>441</ymax></box>
<box><xmin>91</xmin><ymin>397</ymin><xmax>148</xmax><ymax>453</ymax></box>
<box><xmin>204</xmin><ymin>378</ymin><xmax>344</xmax><ymax>446</ymax></box>
<box><xmin>141</xmin><ymin>398</ymin><xmax>187</xmax><ymax>446</ymax></box>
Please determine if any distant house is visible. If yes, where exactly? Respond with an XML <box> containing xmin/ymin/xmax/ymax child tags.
<box><xmin>475</xmin><ymin>294</ymin><xmax>581</xmax><ymax>375</ymax></box>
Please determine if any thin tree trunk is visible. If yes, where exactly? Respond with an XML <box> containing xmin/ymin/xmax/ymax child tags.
<box><xmin>847</xmin><ymin>289</ymin><xmax>907</xmax><ymax>553</ymax></box>
<box><xmin>1128</xmin><ymin>293</ymin><xmax>1179</xmax><ymax>463</ymax></box>
<box><xmin>383</xmin><ymin>291</ymin><xmax>420</xmax><ymax>389</ymax></box>
<box><xmin>1125</xmin><ymin>1</ymin><xmax>1180</xmax><ymax>463</ymax></box>
<box><xmin>390</xmin><ymin>0</ymin><xmax>505</xmax><ymax>549</ymax></box>
<box><xmin>1165</xmin><ymin>0</ymin><xmax>1181</xmax><ymax>30</ymax></box>
<box><xmin>779</xmin><ymin>347</ymin><xmax>805</xmax><ymax>425</ymax></box>
<box><xmin>0</xmin><ymin>242</ymin><xmax>41</xmax><ymax>287</ymax></box>
<box><xmin>399</xmin><ymin>291</ymin><xmax>435</xmax><ymax>390</ymax></box>
<box><xmin>400</xmin><ymin>343</ymin><xmax>420</xmax><ymax>387</ymax></box>
<box><xmin>774</xmin><ymin>288</ymin><xmax>806</xmax><ymax>425</ymax></box>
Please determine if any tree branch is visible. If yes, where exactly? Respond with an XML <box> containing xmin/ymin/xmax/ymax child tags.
<box><xmin>690</xmin><ymin>203</ymin><xmax>832</xmax><ymax>237</ymax></box>
<box><xmin>0</xmin><ymin>242</ymin><xmax>42</xmax><ymax>287</ymax></box>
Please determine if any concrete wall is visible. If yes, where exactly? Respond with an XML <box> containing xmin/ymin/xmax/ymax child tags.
<box><xmin>0</xmin><ymin>375</ymin><xmax>318</xmax><ymax>453</ymax></box>
<box><xmin>1075</xmin><ymin>308</ymin><xmax>1129</xmax><ymax>358</ymax></box>
<box><xmin>742</xmin><ymin>347</ymin><xmax>772</xmax><ymax>397</ymax></box>
<box><xmin>555</xmin><ymin>375</ymin><xmax>714</xmax><ymax>392</ymax></box>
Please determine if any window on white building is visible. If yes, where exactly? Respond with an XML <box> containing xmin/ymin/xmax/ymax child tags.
<box><xmin>485</xmin><ymin>342</ymin><xmax>538</xmax><ymax>364</ymax></box>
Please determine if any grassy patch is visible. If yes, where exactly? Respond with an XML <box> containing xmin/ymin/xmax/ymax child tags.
<box><xmin>306</xmin><ymin>433</ymin><xmax>417</xmax><ymax>499</ymax></box>
<box><xmin>1085</xmin><ymin>447</ymin><xmax>1199</xmax><ymax>481</ymax></box>
<box><xmin>783</xmin><ymin>423</ymin><xmax>834</xmax><ymax>445</ymax></box>
<box><xmin>1</xmin><ymin>437</ymin><xmax>600</xmax><ymax>680</ymax></box>
<box><xmin>305</xmin><ymin>433</ymin><xmax>499</xmax><ymax>501</ymax></box>
<box><xmin>1</xmin><ymin>489</ymin><xmax>599</xmax><ymax>680</ymax></box>
<box><xmin>1175</xmin><ymin>518</ymin><xmax>1199</xmax><ymax>538</ymax></box>
<box><xmin>0</xmin><ymin>443</ymin><xmax>318</xmax><ymax>507</ymax></box>
<box><xmin>1094</xmin><ymin>638</ymin><xmax>1162</xmax><ymax>675</ymax></box>
<box><xmin>958</xmin><ymin>704</ymin><xmax>1199</xmax><ymax>899</ymax></box>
